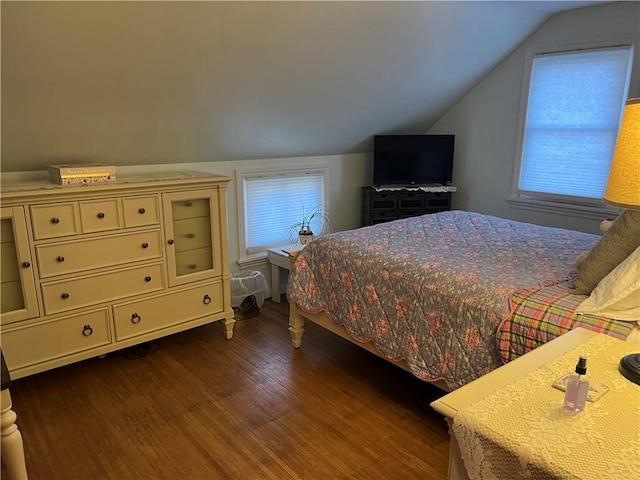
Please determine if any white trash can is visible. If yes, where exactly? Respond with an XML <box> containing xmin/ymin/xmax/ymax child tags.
<box><xmin>231</xmin><ymin>270</ymin><xmax>268</xmax><ymax>319</ymax></box>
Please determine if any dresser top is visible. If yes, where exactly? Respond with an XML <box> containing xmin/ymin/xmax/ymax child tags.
<box><xmin>1</xmin><ymin>171</ymin><xmax>232</xmax><ymax>203</ymax></box>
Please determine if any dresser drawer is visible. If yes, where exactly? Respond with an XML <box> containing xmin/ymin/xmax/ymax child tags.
<box><xmin>1</xmin><ymin>309</ymin><xmax>111</xmax><ymax>371</ymax></box>
<box><xmin>1</xmin><ymin>281</ymin><xmax>24</xmax><ymax>314</ymax></box>
<box><xmin>1</xmin><ymin>237</ymin><xmax>20</xmax><ymax>283</ymax></box>
<box><xmin>173</xmin><ymin>217</ymin><xmax>212</xmax><ymax>252</ymax></box>
<box><xmin>123</xmin><ymin>195</ymin><xmax>159</xmax><ymax>227</ymax></box>
<box><xmin>41</xmin><ymin>263</ymin><xmax>165</xmax><ymax>315</ymax></box>
<box><xmin>112</xmin><ymin>281</ymin><xmax>223</xmax><ymax>341</ymax></box>
<box><xmin>36</xmin><ymin>230</ymin><xmax>163</xmax><ymax>278</ymax></box>
<box><xmin>80</xmin><ymin>199</ymin><xmax>122</xmax><ymax>233</ymax></box>
<box><xmin>0</xmin><ymin>217</ymin><xmax>21</xmax><ymax>312</ymax></box>
<box><xmin>1</xmin><ymin>219</ymin><xmax>15</xmax><ymax>243</ymax></box>
<box><xmin>175</xmin><ymin>247</ymin><xmax>214</xmax><ymax>276</ymax></box>
<box><xmin>170</xmin><ymin>196</ymin><xmax>211</xmax><ymax>220</ymax></box>
<box><xmin>31</xmin><ymin>203</ymin><xmax>81</xmax><ymax>239</ymax></box>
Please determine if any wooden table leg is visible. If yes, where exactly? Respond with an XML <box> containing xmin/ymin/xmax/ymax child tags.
<box><xmin>270</xmin><ymin>262</ymin><xmax>281</xmax><ymax>303</ymax></box>
<box><xmin>1</xmin><ymin>388</ymin><xmax>28</xmax><ymax>480</ymax></box>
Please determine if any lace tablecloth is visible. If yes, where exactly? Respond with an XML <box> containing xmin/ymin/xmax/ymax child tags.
<box><xmin>372</xmin><ymin>185</ymin><xmax>457</xmax><ymax>193</ymax></box>
<box><xmin>452</xmin><ymin>334</ymin><xmax>640</xmax><ymax>479</ymax></box>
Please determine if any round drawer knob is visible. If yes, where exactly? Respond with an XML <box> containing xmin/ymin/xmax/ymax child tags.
<box><xmin>142</xmin><ymin>243</ymin><xmax>149</xmax><ymax>249</ymax></box>
<box><xmin>97</xmin><ymin>212</ymin><xmax>105</xmax><ymax>219</ymax></box>
<box><xmin>131</xmin><ymin>313</ymin><xmax>141</xmax><ymax>324</ymax></box>
<box><xmin>51</xmin><ymin>217</ymin><xmax>60</xmax><ymax>224</ymax></box>
<box><xmin>167</xmin><ymin>239</ymin><xmax>175</xmax><ymax>245</ymax></box>
<box><xmin>203</xmin><ymin>294</ymin><xmax>212</xmax><ymax>305</ymax></box>
<box><xmin>138</xmin><ymin>208</ymin><xmax>146</xmax><ymax>214</ymax></box>
<box><xmin>22</xmin><ymin>261</ymin><xmax>31</xmax><ymax>268</ymax></box>
<box><xmin>61</xmin><ymin>293</ymin><xmax>70</xmax><ymax>299</ymax></box>
<box><xmin>57</xmin><ymin>256</ymin><xmax>65</xmax><ymax>262</ymax></box>
<box><xmin>145</xmin><ymin>276</ymin><xmax>152</xmax><ymax>282</ymax></box>
<box><xmin>82</xmin><ymin>325</ymin><xmax>93</xmax><ymax>337</ymax></box>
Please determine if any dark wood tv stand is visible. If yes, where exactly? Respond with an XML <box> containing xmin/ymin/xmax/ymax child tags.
<box><xmin>362</xmin><ymin>186</ymin><xmax>455</xmax><ymax>226</ymax></box>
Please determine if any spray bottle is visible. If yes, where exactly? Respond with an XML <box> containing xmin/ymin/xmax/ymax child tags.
<box><xmin>564</xmin><ymin>356</ymin><xmax>589</xmax><ymax>412</ymax></box>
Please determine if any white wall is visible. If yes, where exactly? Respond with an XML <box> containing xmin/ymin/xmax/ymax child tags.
<box><xmin>428</xmin><ymin>1</ymin><xmax>640</xmax><ymax>235</ymax></box>
<box><xmin>0</xmin><ymin>1</ymin><xmax>560</xmax><ymax>173</ymax></box>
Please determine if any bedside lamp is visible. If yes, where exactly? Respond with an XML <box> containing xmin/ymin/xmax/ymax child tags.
<box><xmin>604</xmin><ymin>98</ymin><xmax>640</xmax><ymax>209</ymax></box>
<box><xmin>605</xmin><ymin>98</ymin><xmax>640</xmax><ymax>385</ymax></box>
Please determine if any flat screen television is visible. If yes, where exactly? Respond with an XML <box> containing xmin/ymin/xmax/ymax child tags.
<box><xmin>373</xmin><ymin>134</ymin><xmax>455</xmax><ymax>187</ymax></box>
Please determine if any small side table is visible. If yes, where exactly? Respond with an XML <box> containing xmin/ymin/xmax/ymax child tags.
<box><xmin>431</xmin><ymin>328</ymin><xmax>640</xmax><ymax>479</ymax></box>
<box><xmin>267</xmin><ymin>247</ymin><xmax>289</xmax><ymax>302</ymax></box>
<box><xmin>267</xmin><ymin>245</ymin><xmax>305</xmax><ymax>302</ymax></box>
<box><xmin>431</xmin><ymin>329</ymin><xmax>596</xmax><ymax>480</ymax></box>
<box><xmin>267</xmin><ymin>247</ymin><xmax>291</xmax><ymax>302</ymax></box>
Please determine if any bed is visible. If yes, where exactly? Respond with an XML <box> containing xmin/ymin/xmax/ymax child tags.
<box><xmin>286</xmin><ymin>210</ymin><xmax>637</xmax><ymax>391</ymax></box>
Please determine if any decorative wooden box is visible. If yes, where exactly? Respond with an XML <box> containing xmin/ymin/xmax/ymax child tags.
<box><xmin>48</xmin><ymin>164</ymin><xmax>117</xmax><ymax>185</ymax></box>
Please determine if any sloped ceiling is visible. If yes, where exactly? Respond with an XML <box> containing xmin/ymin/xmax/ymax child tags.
<box><xmin>1</xmin><ymin>1</ymin><xmax>610</xmax><ymax>170</ymax></box>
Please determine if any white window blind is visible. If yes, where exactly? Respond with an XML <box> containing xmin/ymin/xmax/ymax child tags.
<box><xmin>242</xmin><ymin>170</ymin><xmax>326</xmax><ymax>255</ymax></box>
<box><xmin>518</xmin><ymin>46</ymin><xmax>632</xmax><ymax>204</ymax></box>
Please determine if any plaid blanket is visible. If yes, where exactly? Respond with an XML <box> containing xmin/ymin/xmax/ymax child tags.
<box><xmin>497</xmin><ymin>281</ymin><xmax>635</xmax><ymax>363</ymax></box>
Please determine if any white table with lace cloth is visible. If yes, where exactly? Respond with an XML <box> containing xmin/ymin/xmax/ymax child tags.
<box><xmin>447</xmin><ymin>332</ymin><xmax>639</xmax><ymax>480</ymax></box>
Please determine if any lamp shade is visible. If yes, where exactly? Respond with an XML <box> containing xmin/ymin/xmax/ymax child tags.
<box><xmin>604</xmin><ymin>98</ymin><xmax>640</xmax><ymax>209</ymax></box>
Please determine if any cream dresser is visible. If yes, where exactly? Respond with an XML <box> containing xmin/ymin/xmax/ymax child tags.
<box><xmin>0</xmin><ymin>171</ymin><xmax>235</xmax><ymax>379</ymax></box>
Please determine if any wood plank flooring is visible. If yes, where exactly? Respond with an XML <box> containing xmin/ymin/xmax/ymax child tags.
<box><xmin>4</xmin><ymin>298</ymin><xmax>451</xmax><ymax>480</ymax></box>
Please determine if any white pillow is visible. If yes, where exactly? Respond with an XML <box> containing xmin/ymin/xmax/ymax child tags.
<box><xmin>576</xmin><ymin>246</ymin><xmax>640</xmax><ymax>322</ymax></box>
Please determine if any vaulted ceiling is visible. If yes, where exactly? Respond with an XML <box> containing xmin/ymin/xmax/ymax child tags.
<box><xmin>1</xmin><ymin>1</ymin><xmax>611</xmax><ymax>170</ymax></box>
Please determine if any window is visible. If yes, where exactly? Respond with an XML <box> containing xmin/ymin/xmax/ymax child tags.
<box><xmin>510</xmin><ymin>41</ymin><xmax>633</xmax><ymax>217</ymax></box>
<box><xmin>235</xmin><ymin>164</ymin><xmax>330</xmax><ymax>266</ymax></box>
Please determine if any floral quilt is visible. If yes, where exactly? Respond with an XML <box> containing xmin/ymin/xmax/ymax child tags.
<box><xmin>286</xmin><ymin>210</ymin><xmax>601</xmax><ymax>390</ymax></box>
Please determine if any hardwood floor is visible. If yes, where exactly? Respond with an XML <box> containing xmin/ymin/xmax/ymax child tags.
<box><xmin>4</xmin><ymin>299</ymin><xmax>451</xmax><ymax>480</ymax></box>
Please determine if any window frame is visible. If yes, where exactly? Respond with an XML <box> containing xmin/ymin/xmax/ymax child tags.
<box><xmin>508</xmin><ymin>37</ymin><xmax>636</xmax><ymax>220</ymax></box>
<box><xmin>235</xmin><ymin>163</ymin><xmax>330</xmax><ymax>268</ymax></box>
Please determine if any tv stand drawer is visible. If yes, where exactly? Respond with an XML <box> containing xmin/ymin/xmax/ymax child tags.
<box><xmin>426</xmin><ymin>194</ymin><xmax>451</xmax><ymax>209</ymax></box>
<box><xmin>369</xmin><ymin>194</ymin><xmax>397</xmax><ymax>211</ymax></box>
<box><xmin>398</xmin><ymin>193</ymin><xmax>425</xmax><ymax>210</ymax></box>
<box><xmin>362</xmin><ymin>188</ymin><xmax>452</xmax><ymax>226</ymax></box>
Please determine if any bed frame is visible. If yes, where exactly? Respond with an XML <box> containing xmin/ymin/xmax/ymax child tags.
<box><xmin>285</xmin><ymin>248</ymin><xmax>451</xmax><ymax>392</ymax></box>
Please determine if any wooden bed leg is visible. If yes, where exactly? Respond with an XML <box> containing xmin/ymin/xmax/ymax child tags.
<box><xmin>288</xmin><ymin>303</ymin><xmax>305</xmax><ymax>348</ymax></box>
<box><xmin>1</xmin><ymin>388</ymin><xmax>28</xmax><ymax>480</ymax></box>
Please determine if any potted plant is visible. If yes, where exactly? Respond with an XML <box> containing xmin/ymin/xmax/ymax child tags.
<box><xmin>285</xmin><ymin>202</ymin><xmax>333</xmax><ymax>245</ymax></box>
